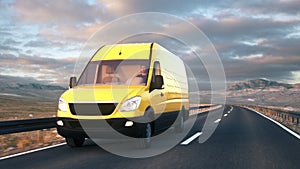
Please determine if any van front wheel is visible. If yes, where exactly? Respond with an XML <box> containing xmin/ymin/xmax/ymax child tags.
<box><xmin>138</xmin><ymin>123</ymin><xmax>152</xmax><ymax>148</ymax></box>
<box><xmin>66</xmin><ymin>137</ymin><xmax>85</xmax><ymax>147</ymax></box>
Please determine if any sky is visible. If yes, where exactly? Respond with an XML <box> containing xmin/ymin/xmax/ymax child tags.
<box><xmin>0</xmin><ymin>0</ymin><xmax>300</xmax><ymax>86</ymax></box>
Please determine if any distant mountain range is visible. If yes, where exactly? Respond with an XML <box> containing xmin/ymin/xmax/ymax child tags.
<box><xmin>0</xmin><ymin>75</ymin><xmax>66</xmax><ymax>101</ymax></box>
<box><xmin>192</xmin><ymin>78</ymin><xmax>300</xmax><ymax>109</ymax></box>
<box><xmin>1</xmin><ymin>75</ymin><xmax>299</xmax><ymax>108</ymax></box>
<box><xmin>225</xmin><ymin>79</ymin><xmax>300</xmax><ymax>109</ymax></box>
<box><xmin>228</xmin><ymin>79</ymin><xmax>300</xmax><ymax>90</ymax></box>
<box><xmin>0</xmin><ymin>75</ymin><xmax>66</xmax><ymax>90</ymax></box>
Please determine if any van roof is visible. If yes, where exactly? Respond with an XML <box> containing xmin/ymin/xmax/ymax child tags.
<box><xmin>91</xmin><ymin>43</ymin><xmax>155</xmax><ymax>61</ymax></box>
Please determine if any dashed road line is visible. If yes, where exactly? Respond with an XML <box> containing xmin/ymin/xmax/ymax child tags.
<box><xmin>227</xmin><ymin>106</ymin><xmax>233</xmax><ymax>114</ymax></box>
<box><xmin>181</xmin><ymin>132</ymin><xmax>203</xmax><ymax>145</ymax></box>
<box><xmin>214</xmin><ymin>118</ymin><xmax>221</xmax><ymax>123</ymax></box>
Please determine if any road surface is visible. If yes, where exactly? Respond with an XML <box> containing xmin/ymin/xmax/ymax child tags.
<box><xmin>1</xmin><ymin>106</ymin><xmax>299</xmax><ymax>169</ymax></box>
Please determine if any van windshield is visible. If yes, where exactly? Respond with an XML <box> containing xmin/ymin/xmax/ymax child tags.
<box><xmin>77</xmin><ymin>60</ymin><xmax>150</xmax><ymax>86</ymax></box>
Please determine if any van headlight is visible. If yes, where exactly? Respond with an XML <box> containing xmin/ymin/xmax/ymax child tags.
<box><xmin>58</xmin><ymin>97</ymin><xmax>68</xmax><ymax>112</ymax></box>
<box><xmin>119</xmin><ymin>96</ymin><xmax>141</xmax><ymax>112</ymax></box>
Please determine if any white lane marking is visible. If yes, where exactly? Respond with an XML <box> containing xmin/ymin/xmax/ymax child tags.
<box><xmin>245</xmin><ymin>107</ymin><xmax>300</xmax><ymax>140</ymax></box>
<box><xmin>229</xmin><ymin>106</ymin><xmax>233</xmax><ymax>113</ymax></box>
<box><xmin>181</xmin><ymin>132</ymin><xmax>203</xmax><ymax>145</ymax></box>
<box><xmin>224</xmin><ymin>114</ymin><xmax>228</xmax><ymax>117</ymax></box>
<box><xmin>0</xmin><ymin>143</ymin><xmax>66</xmax><ymax>161</ymax></box>
<box><xmin>214</xmin><ymin>118</ymin><xmax>221</xmax><ymax>123</ymax></box>
<box><xmin>227</xmin><ymin>106</ymin><xmax>233</xmax><ymax>114</ymax></box>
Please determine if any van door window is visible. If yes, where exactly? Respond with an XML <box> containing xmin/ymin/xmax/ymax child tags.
<box><xmin>152</xmin><ymin>61</ymin><xmax>161</xmax><ymax>82</ymax></box>
<box><xmin>150</xmin><ymin>61</ymin><xmax>164</xmax><ymax>91</ymax></box>
<box><xmin>154</xmin><ymin>61</ymin><xmax>161</xmax><ymax>75</ymax></box>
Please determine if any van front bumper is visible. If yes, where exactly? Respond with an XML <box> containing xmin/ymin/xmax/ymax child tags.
<box><xmin>56</xmin><ymin>118</ymin><xmax>144</xmax><ymax>138</ymax></box>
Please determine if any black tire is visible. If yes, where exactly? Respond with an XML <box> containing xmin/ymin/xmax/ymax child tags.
<box><xmin>66</xmin><ymin>137</ymin><xmax>85</xmax><ymax>147</ymax></box>
<box><xmin>175</xmin><ymin>114</ymin><xmax>184</xmax><ymax>133</ymax></box>
<box><xmin>138</xmin><ymin>123</ymin><xmax>152</xmax><ymax>149</ymax></box>
<box><xmin>184</xmin><ymin>107</ymin><xmax>189</xmax><ymax>121</ymax></box>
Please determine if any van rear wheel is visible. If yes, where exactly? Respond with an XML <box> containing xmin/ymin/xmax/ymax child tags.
<box><xmin>66</xmin><ymin>137</ymin><xmax>85</xmax><ymax>147</ymax></box>
<box><xmin>175</xmin><ymin>108</ymin><xmax>185</xmax><ymax>133</ymax></box>
<box><xmin>175</xmin><ymin>114</ymin><xmax>184</xmax><ymax>133</ymax></box>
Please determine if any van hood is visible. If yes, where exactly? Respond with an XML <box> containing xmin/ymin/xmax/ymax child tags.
<box><xmin>61</xmin><ymin>86</ymin><xmax>146</xmax><ymax>103</ymax></box>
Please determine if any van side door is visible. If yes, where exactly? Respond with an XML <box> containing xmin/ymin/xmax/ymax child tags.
<box><xmin>149</xmin><ymin>61</ymin><xmax>166</xmax><ymax>115</ymax></box>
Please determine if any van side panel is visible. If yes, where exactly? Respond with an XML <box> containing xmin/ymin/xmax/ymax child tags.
<box><xmin>152</xmin><ymin>44</ymin><xmax>189</xmax><ymax>113</ymax></box>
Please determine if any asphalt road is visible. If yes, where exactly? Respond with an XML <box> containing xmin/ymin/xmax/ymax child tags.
<box><xmin>1</xmin><ymin>106</ymin><xmax>299</xmax><ymax>169</ymax></box>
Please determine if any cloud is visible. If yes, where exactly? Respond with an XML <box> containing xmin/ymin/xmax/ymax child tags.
<box><xmin>213</xmin><ymin>37</ymin><xmax>300</xmax><ymax>63</ymax></box>
<box><xmin>38</xmin><ymin>22</ymin><xmax>105</xmax><ymax>43</ymax></box>
<box><xmin>0</xmin><ymin>53</ymin><xmax>78</xmax><ymax>85</ymax></box>
<box><xmin>3</xmin><ymin>38</ymin><xmax>22</xmax><ymax>45</ymax></box>
<box><xmin>0</xmin><ymin>1</ymin><xmax>4</xmax><ymax>9</ymax></box>
<box><xmin>243</xmin><ymin>55</ymin><xmax>300</xmax><ymax>65</ymax></box>
<box><xmin>232</xmin><ymin>0</ymin><xmax>300</xmax><ymax>15</ymax></box>
<box><xmin>98</xmin><ymin>0</ymin><xmax>300</xmax><ymax>19</ymax></box>
<box><xmin>189</xmin><ymin>16</ymin><xmax>299</xmax><ymax>41</ymax></box>
<box><xmin>0</xmin><ymin>0</ymin><xmax>300</xmax><ymax>85</ymax></box>
<box><xmin>0</xmin><ymin>53</ymin><xmax>72</xmax><ymax>69</ymax></box>
<box><xmin>13</xmin><ymin>0</ymin><xmax>105</xmax><ymax>24</ymax></box>
<box><xmin>218</xmin><ymin>51</ymin><xmax>300</xmax><ymax>83</ymax></box>
<box><xmin>99</xmin><ymin>0</ymin><xmax>216</xmax><ymax>16</ymax></box>
<box><xmin>223</xmin><ymin>59</ymin><xmax>298</xmax><ymax>82</ymax></box>
<box><xmin>258</xmin><ymin>38</ymin><xmax>300</xmax><ymax>57</ymax></box>
<box><xmin>24</xmin><ymin>40</ymin><xmax>53</xmax><ymax>47</ymax></box>
<box><xmin>0</xmin><ymin>44</ymin><xmax>20</xmax><ymax>52</ymax></box>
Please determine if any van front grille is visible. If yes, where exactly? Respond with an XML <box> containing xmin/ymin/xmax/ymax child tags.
<box><xmin>69</xmin><ymin>103</ymin><xmax>117</xmax><ymax>116</ymax></box>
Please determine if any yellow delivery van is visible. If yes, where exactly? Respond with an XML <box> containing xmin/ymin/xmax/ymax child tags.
<box><xmin>56</xmin><ymin>43</ymin><xmax>189</xmax><ymax>148</ymax></box>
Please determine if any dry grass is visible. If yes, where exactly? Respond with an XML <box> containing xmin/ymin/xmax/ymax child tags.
<box><xmin>0</xmin><ymin>129</ymin><xmax>65</xmax><ymax>157</ymax></box>
<box><xmin>0</xmin><ymin>95</ymin><xmax>62</xmax><ymax>157</ymax></box>
<box><xmin>0</xmin><ymin>96</ymin><xmax>57</xmax><ymax>120</ymax></box>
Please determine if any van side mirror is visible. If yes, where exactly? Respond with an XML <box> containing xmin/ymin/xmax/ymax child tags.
<box><xmin>69</xmin><ymin>76</ymin><xmax>77</xmax><ymax>88</ymax></box>
<box><xmin>152</xmin><ymin>75</ymin><xmax>164</xmax><ymax>90</ymax></box>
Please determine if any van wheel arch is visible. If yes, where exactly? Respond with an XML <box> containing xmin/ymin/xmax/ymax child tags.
<box><xmin>175</xmin><ymin>106</ymin><xmax>187</xmax><ymax>133</ymax></box>
<box><xmin>181</xmin><ymin>106</ymin><xmax>189</xmax><ymax>121</ymax></box>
